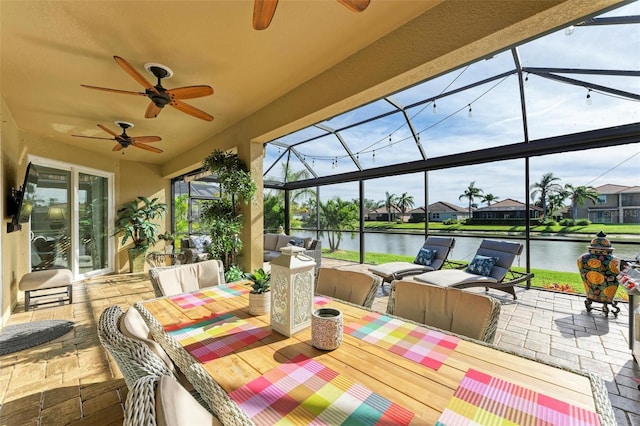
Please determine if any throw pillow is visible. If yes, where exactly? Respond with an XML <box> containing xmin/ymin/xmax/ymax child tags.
<box><xmin>466</xmin><ymin>255</ymin><xmax>499</xmax><ymax>276</ymax></box>
<box><xmin>288</xmin><ymin>236</ymin><xmax>305</xmax><ymax>247</ymax></box>
<box><xmin>190</xmin><ymin>235</ymin><xmax>211</xmax><ymax>252</ymax></box>
<box><xmin>414</xmin><ymin>248</ymin><xmax>437</xmax><ymax>266</ymax></box>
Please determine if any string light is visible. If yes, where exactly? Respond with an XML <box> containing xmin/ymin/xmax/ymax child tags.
<box><xmin>467</xmin><ymin>104</ymin><xmax>473</xmax><ymax>118</ymax></box>
<box><xmin>565</xmin><ymin>25</ymin><xmax>575</xmax><ymax>36</ymax></box>
<box><xmin>372</xmin><ymin>150</ymin><xmax>376</xmax><ymax>162</ymax></box>
<box><xmin>388</xmin><ymin>135</ymin><xmax>392</xmax><ymax>146</ymax></box>
<box><xmin>586</xmin><ymin>89</ymin><xmax>592</xmax><ymax>106</ymax></box>
<box><xmin>524</xmin><ymin>73</ymin><xmax>529</xmax><ymax>87</ymax></box>
<box><xmin>432</xmin><ymin>101</ymin><xmax>437</xmax><ymax>114</ymax></box>
<box><xmin>312</xmin><ymin>158</ymin><xmax>315</xmax><ymax>166</ymax></box>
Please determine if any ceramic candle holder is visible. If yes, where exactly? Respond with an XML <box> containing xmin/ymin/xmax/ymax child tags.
<box><xmin>311</xmin><ymin>308</ymin><xmax>343</xmax><ymax>350</ymax></box>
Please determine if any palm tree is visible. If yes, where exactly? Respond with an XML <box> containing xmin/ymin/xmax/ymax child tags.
<box><xmin>565</xmin><ymin>184</ymin><xmax>599</xmax><ymax>220</ymax></box>
<box><xmin>481</xmin><ymin>193</ymin><xmax>499</xmax><ymax>206</ymax></box>
<box><xmin>396</xmin><ymin>192</ymin><xmax>415</xmax><ymax>223</ymax></box>
<box><xmin>281</xmin><ymin>164</ymin><xmax>316</xmax><ymax>207</ymax></box>
<box><xmin>530</xmin><ymin>173</ymin><xmax>563</xmax><ymax>220</ymax></box>
<box><xmin>384</xmin><ymin>192</ymin><xmax>398</xmax><ymax>223</ymax></box>
<box><xmin>318</xmin><ymin>197</ymin><xmax>358</xmax><ymax>250</ymax></box>
<box><xmin>459</xmin><ymin>182</ymin><xmax>483</xmax><ymax>218</ymax></box>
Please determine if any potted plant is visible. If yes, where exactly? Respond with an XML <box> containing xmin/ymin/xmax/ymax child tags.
<box><xmin>158</xmin><ymin>232</ymin><xmax>175</xmax><ymax>254</ymax></box>
<box><xmin>246</xmin><ymin>268</ymin><xmax>271</xmax><ymax>315</ymax></box>
<box><xmin>113</xmin><ymin>196</ymin><xmax>168</xmax><ymax>273</ymax></box>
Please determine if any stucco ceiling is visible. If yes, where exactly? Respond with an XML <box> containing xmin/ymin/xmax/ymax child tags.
<box><xmin>0</xmin><ymin>1</ymin><xmax>623</xmax><ymax>167</ymax></box>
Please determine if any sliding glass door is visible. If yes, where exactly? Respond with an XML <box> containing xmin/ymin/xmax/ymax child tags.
<box><xmin>28</xmin><ymin>158</ymin><xmax>112</xmax><ymax>277</ymax></box>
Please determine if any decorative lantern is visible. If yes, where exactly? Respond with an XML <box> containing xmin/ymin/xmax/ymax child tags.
<box><xmin>270</xmin><ymin>246</ymin><xmax>316</xmax><ymax>336</ymax></box>
<box><xmin>577</xmin><ymin>231</ymin><xmax>622</xmax><ymax>317</ymax></box>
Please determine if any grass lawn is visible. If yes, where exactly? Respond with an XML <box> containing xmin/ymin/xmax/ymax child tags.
<box><xmin>322</xmin><ymin>248</ymin><xmax>630</xmax><ymax>301</ymax></box>
<box><xmin>364</xmin><ymin>221</ymin><xmax>640</xmax><ymax>235</ymax></box>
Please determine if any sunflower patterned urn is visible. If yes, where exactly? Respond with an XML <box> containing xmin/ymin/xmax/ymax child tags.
<box><xmin>577</xmin><ymin>231</ymin><xmax>622</xmax><ymax>317</ymax></box>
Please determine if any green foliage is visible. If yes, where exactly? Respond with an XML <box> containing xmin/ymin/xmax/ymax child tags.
<box><xmin>319</xmin><ymin>197</ymin><xmax>358</xmax><ymax>251</ymax></box>
<box><xmin>442</xmin><ymin>218</ymin><xmax>458</xmax><ymax>225</ymax></box>
<box><xmin>200</xmin><ymin>150</ymin><xmax>257</xmax><ymax>268</ymax></box>
<box><xmin>203</xmin><ymin>150</ymin><xmax>256</xmax><ymax>204</ymax></box>
<box><xmin>225</xmin><ymin>264</ymin><xmax>245</xmax><ymax>282</ymax></box>
<box><xmin>113</xmin><ymin>196</ymin><xmax>168</xmax><ymax>249</ymax></box>
<box><xmin>576</xmin><ymin>219</ymin><xmax>591</xmax><ymax>226</ymax></box>
<box><xmin>174</xmin><ymin>194</ymin><xmax>189</xmax><ymax>235</ymax></box>
<box><xmin>245</xmin><ymin>268</ymin><xmax>271</xmax><ymax>294</ymax></box>
<box><xmin>263</xmin><ymin>192</ymin><xmax>284</xmax><ymax>231</ymax></box>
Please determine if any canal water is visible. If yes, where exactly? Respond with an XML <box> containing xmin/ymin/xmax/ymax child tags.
<box><xmin>295</xmin><ymin>231</ymin><xmax>639</xmax><ymax>273</ymax></box>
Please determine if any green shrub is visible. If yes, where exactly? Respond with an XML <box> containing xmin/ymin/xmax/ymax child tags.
<box><xmin>442</xmin><ymin>218</ymin><xmax>458</xmax><ymax>225</ymax></box>
<box><xmin>559</xmin><ymin>218</ymin><xmax>574</xmax><ymax>226</ymax></box>
<box><xmin>225</xmin><ymin>264</ymin><xmax>245</xmax><ymax>282</ymax></box>
<box><xmin>576</xmin><ymin>219</ymin><xmax>591</xmax><ymax>226</ymax></box>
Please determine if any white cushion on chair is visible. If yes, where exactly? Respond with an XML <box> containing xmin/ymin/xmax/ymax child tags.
<box><xmin>413</xmin><ymin>269</ymin><xmax>498</xmax><ymax>286</ymax></box>
<box><xmin>156</xmin><ymin>375</ymin><xmax>221</xmax><ymax>426</ymax></box>
<box><xmin>119</xmin><ymin>308</ymin><xmax>176</xmax><ymax>375</ymax></box>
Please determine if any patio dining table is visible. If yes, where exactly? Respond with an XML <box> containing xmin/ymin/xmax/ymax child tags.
<box><xmin>134</xmin><ymin>282</ymin><xmax>615</xmax><ymax>426</ymax></box>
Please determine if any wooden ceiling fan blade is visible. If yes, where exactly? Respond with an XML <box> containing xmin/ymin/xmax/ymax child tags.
<box><xmin>81</xmin><ymin>84</ymin><xmax>146</xmax><ymax>96</ymax></box>
<box><xmin>169</xmin><ymin>99</ymin><xmax>214</xmax><ymax>121</ymax></box>
<box><xmin>112</xmin><ymin>144</ymin><xmax>124</xmax><ymax>152</ymax></box>
<box><xmin>145</xmin><ymin>102</ymin><xmax>163</xmax><ymax>119</ymax></box>
<box><xmin>168</xmin><ymin>85</ymin><xmax>214</xmax><ymax>100</ymax></box>
<box><xmin>113</xmin><ymin>56</ymin><xmax>159</xmax><ymax>94</ymax></box>
<box><xmin>130</xmin><ymin>136</ymin><xmax>162</xmax><ymax>143</ymax></box>
<box><xmin>253</xmin><ymin>0</ymin><xmax>278</xmax><ymax>30</ymax></box>
<box><xmin>97</xmin><ymin>124</ymin><xmax>120</xmax><ymax>138</ymax></box>
<box><xmin>337</xmin><ymin>0</ymin><xmax>370</xmax><ymax>12</ymax></box>
<box><xmin>71</xmin><ymin>135</ymin><xmax>115</xmax><ymax>141</ymax></box>
<box><xmin>132</xmin><ymin>142</ymin><xmax>163</xmax><ymax>153</ymax></box>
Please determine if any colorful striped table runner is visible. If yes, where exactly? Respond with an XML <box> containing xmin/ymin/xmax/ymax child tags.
<box><xmin>165</xmin><ymin>312</ymin><xmax>270</xmax><ymax>362</ymax></box>
<box><xmin>344</xmin><ymin>312</ymin><xmax>460</xmax><ymax>370</ymax></box>
<box><xmin>169</xmin><ymin>282</ymin><xmax>251</xmax><ymax>309</ymax></box>
<box><xmin>436</xmin><ymin>368</ymin><xmax>601</xmax><ymax>425</ymax></box>
<box><xmin>229</xmin><ymin>354</ymin><xmax>415</xmax><ymax>425</ymax></box>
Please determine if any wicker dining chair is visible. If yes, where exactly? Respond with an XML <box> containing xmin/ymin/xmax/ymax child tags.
<box><xmin>98</xmin><ymin>305</ymin><xmax>175</xmax><ymax>390</ymax></box>
<box><xmin>387</xmin><ymin>279</ymin><xmax>501</xmax><ymax>344</ymax></box>
<box><xmin>315</xmin><ymin>267</ymin><xmax>382</xmax><ymax>309</ymax></box>
<box><xmin>124</xmin><ymin>375</ymin><xmax>222</xmax><ymax>426</ymax></box>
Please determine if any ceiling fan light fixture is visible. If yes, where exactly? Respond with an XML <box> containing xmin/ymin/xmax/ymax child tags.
<box><xmin>144</xmin><ymin>63</ymin><xmax>173</xmax><ymax>79</ymax></box>
<box><xmin>114</xmin><ymin>120</ymin><xmax>134</xmax><ymax>129</ymax></box>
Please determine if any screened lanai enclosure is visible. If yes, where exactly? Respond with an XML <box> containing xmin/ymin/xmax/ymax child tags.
<box><xmin>260</xmin><ymin>1</ymin><xmax>640</xmax><ymax>273</ymax></box>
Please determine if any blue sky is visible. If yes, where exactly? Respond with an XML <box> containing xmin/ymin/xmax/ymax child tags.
<box><xmin>264</xmin><ymin>2</ymin><xmax>640</xmax><ymax>208</ymax></box>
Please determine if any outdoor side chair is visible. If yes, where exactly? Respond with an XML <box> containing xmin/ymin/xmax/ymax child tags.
<box><xmin>148</xmin><ymin>259</ymin><xmax>226</xmax><ymax>297</ymax></box>
<box><xmin>387</xmin><ymin>279</ymin><xmax>501</xmax><ymax>344</ymax></box>
<box><xmin>124</xmin><ymin>375</ymin><xmax>222</xmax><ymax>426</ymax></box>
<box><xmin>315</xmin><ymin>267</ymin><xmax>382</xmax><ymax>308</ymax></box>
<box><xmin>368</xmin><ymin>236</ymin><xmax>455</xmax><ymax>284</ymax></box>
<box><xmin>411</xmin><ymin>239</ymin><xmax>532</xmax><ymax>300</ymax></box>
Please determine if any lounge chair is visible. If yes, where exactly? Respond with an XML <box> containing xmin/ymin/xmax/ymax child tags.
<box><xmin>411</xmin><ymin>239</ymin><xmax>531</xmax><ymax>300</ymax></box>
<box><xmin>315</xmin><ymin>267</ymin><xmax>382</xmax><ymax>309</ymax></box>
<box><xmin>387</xmin><ymin>279</ymin><xmax>501</xmax><ymax>343</ymax></box>
<box><xmin>368</xmin><ymin>236</ymin><xmax>455</xmax><ymax>283</ymax></box>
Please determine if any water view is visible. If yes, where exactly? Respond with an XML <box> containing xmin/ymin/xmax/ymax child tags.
<box><xmin>296</xmin><ymin>231</ymin><xmax>639</xmax><ymax>273</ymax></box>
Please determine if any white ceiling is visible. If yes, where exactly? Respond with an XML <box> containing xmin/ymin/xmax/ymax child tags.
<box><xmin>1</xmin><ymin>1</ymin><xmax>440</xmax><ymax>164</ymax></box>
<box><xmin>1</xmin><ymin>1</ymin><xmax>622</xmax><ymax>166</ymax></box>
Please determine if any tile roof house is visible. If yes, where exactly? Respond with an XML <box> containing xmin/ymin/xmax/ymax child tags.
<box><xmin>472</xmin><ymin>198</ymin><xmax>542</xmax><ymax>222</ymax></box>
<box><xmin>577</xmin><ymin>184</ymin><xmax>640</xmax><ymax>224</ymax></box>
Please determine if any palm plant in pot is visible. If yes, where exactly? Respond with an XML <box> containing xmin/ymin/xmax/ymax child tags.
<box><xmin>246</xmin><ymin>268</ymin><xmax>271</xmax><ymax>315</ymax></box>
<box><xmin>113</xmin><ymin>196</ymin><xmax>168</xmax><ymax>273</ymax></box>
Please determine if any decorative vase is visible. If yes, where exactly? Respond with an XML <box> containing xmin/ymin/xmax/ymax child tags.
<box><xmin>577</xmin><ymin>231</ymin><xmax>622</xmax><ymax>317</ymax></box>
<box><xmin>249</xmin><ymin>292</ymin><xmax>271</xmax><ymax>316</ymax></box>
<box><xmin>128</xmin><ymin>247</ymin><xmax>147</xmax><ymax>273</ymax></box>
<box><xmin>270</xmin><ymin>246</ymin><xmax>316</xmax><ymax>336</ymax></box>
<box><xmin>311</xmin><ymin>308</ymin><xmax>343</xmax><ymax>350</ymax></box>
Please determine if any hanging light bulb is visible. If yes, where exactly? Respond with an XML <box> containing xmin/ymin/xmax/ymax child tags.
<box><xmin>372</xmin><ymin>150</ymin><xmax>376</xmax><ymax>162</ymax></box>
<box><xmin>388</xmin><ymin>135</ymin><xmax>392</xmax><ymax>146</ymax></box>
<box><xmin>432</xmin><ymin>101</ymin><xmax>437</xmax><ymax>114</ymax></box>
<box><xmin>565</xmin><ymin>25</ymin><xmax>575</xmax><ymax>36</ymax></box>
<box><xmin>586</xmin><ymin>89</ymin><xmax>592</xmax><ymax>105</ymax></box>
<box><xmin>467</xmin><ymin>104</ymin><xmax>473</xmax><ymax>118</ymax></box>
<box><xmin>524</xmin><ymin>73</ymin><xmax>529</xmax><ymax>87</ymax></box>
<box><xmin>312</xmin><ymin>158</ymin><xmax>315</xmax><ymax>166</ymax></box>
<box><xmin>335</xmin><ymin>157</ymin><xmax>338</xmax><ymax>168</ymax></box>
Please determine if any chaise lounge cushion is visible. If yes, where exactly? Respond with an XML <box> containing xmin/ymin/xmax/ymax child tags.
<box><xmin>414</xmin><ymin>269</ymin><xmax>497</xmax><ymax>286</ymax></box>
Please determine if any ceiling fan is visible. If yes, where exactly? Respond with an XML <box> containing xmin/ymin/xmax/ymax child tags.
<box><xmin>253</xmin><ymin>0</ymin><xmax>370</xmax><ymax>30</ymax></box>
<box><xmin>81</xmin><ymin>56</ymin><xmax>214</xmax><ymax>121</ymax></box>
<box><xmin>72</xmin><ymin>121</ymin><xmax>163</xmax><ymax>154</ymax></box>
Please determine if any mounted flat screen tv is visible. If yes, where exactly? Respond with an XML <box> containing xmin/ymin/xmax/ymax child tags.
<box><xmin>7</xmin><ymin>162</ymin><xmax>39</xmax><ymax>232</ymax></box>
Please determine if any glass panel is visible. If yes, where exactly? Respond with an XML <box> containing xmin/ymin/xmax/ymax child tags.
<box><xmin>30</xmin><ymin>166</ymin><xmax>71</xmax><ymax>271</ymax></box>
<box><xmin>317</xmin><ymin>182</ymin><xmax>359</xmax><ymax>261</ymax></box>
<box><xmin>78</xmin><ymin>173</ymin><xmax>108</xmax><ymax>274</ymax></box>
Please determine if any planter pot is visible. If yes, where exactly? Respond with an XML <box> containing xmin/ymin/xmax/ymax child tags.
<box><xmin>249</xmin><ymin>292</ymin><xmax>271</xmax><ymax>316</ymax></box>
<box><xmin>311</xmin><ymin>308</ymin><xmax>343</xmax><ymax>350</ymax></box>
<box><xmin>128</xmin><ymin>247</ymin><xmax>147</xmax><ymax>273</ymax></box>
